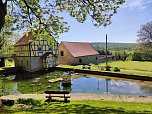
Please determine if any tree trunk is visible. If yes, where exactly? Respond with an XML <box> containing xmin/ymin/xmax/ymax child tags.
<box><xmin>0</xmin><ymin>3</ymin><xmax>7</xmax><ymax>31</ymax></box>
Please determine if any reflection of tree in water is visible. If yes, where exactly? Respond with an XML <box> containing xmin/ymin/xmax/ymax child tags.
<box><xmin>50</xmin><ymin>82</ymin><xmax>60</xmax><ymax>91</ymax></box>
<box><xmin>62</xmin><ymin>85</ymin><xmax>72</xmax><ymax>93</ymax></box>
<box><xmin>0</xmin><ymin>80</ymin><xmax>20</xmax><ymax>95</ymax></box>
<box><xmin>140</xmin><ymin>84</ymin><xmax>152</xmax><ymax>95</ymax></box>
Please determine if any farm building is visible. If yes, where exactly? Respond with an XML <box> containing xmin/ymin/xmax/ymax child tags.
<box><xmin>58</xmin><ymin>41</ymin><xmax>99</xmax><ymax>65</ymax></box>
<box><xmin>14</xmin><ymin>32</ymin><xmax>58</xmax><ymax>72</ymax></box>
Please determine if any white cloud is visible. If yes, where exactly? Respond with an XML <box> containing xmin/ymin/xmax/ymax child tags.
<box><xmin>121</xmin><ymin>0</ymin><xmax>152</xmax><ymax>10</ymax></box>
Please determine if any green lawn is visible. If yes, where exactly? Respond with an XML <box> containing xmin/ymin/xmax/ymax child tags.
<box><xmin>58</xmin><ymin>61</ymin><xmax>152</xmax><ymax>77</ymax></box>
<box><xmin>101</xmin><ymin>61</ymin><xmax>152</xmax><ymax>72</ymax></box>
<box><xmin>2</xmin><ymin>100</ymin><xmax>152</xmax><ymax>114</ymax></box>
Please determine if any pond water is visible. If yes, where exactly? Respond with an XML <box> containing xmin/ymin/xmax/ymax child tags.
<box><xmin>0</xmin><ymin>71</ymin><xmax>152</xmax><ymax>96</ymax></box>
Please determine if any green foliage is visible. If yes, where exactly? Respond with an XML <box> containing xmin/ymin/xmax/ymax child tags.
<box><xmin>137</xmin><ymin>21</ymin><xmax>152</xmax><ymax>61</ymax></box>
<box><xmin>0</xmin><ymin>15</ymin><xmax>20</xmax><ymax>54</ymax></box>
<box><xmin>112</xmin><ymin>67</ymin><xmax>120</xmax><ymax>72</ymax></box>
<box><xmin>98</xmin><ymin>66</ymin><xmax>104</xmax><ymax>71</ymax></box>
<box><xmin>0</xmin><ymin>0</ymin><xmax>125</xmax><ymax>38</ymax></box>
<box><xmin>91</xmin><ymin>42</ymin><xmax>136</xmax><ymax>51</ymax></box>
<box><xmin>142</xmin><ymin>51</ymin><xmax>152</xmax><ymax>61</ymax></box>
<box><xmin>16</xmin><ymin>98</ymin><xmax>38</xmax><ymax>106</ymax></box>
<box><xmin>126</xmin><ymin>55</ymin><xmax>132</xmax><ymax>61</ymax></box>
<box><xmin>131</xmin><ymin>52</ymin><xmax>142</xmax><ymax>61</ymax></box>
<box><xmin>105</xmin><ymin>65</ymin><xmax>111</xmax><ymax>71</ymax></box>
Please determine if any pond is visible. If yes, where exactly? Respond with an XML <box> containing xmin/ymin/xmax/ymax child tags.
<box><xmin>0</xmin><ymin>71</ymin><xmax>152</xmax><ymax>96</ymax></box>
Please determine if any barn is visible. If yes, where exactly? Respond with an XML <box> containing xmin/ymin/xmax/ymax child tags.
<box><xmin>58</xmin><ymin>41</ymin><xmax>99</xmax><ymax>65</ymax></box>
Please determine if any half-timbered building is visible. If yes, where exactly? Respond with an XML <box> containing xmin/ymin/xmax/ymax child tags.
<box><xmin>14</xmin><ymin>32</ymin><xmax>58</xmax><ymax>72</ymax></box>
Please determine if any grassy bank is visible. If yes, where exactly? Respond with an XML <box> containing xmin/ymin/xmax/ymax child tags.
<box><xmin>2</xmin><ymin>100</ymin><xmax>152</xmax><ymax>114</ymax></box>
<box><xmin>58</xmin><ymin>61</ymin><xmax>152</xmax><ymax>77</ymax></box>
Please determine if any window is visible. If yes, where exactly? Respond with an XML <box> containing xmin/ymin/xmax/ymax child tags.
<box><xmin>96</xmin><ymin>57</ymin><xmax>98</xmax><ymax>60</ymax></box>
<box><xmin>38</xmin><ymin>46</ymin><xmax>42</xmax><ymax>51</ymax></box>
<box><xmin>27</xmin><ymin>61</ymin><xmax>29</xmax><ymax>66</ymax></box>
<box><xmin>79</xmin><ymin>58</ymin><xmax>82</xmax><ymax>63</ymax></box>
<box><xmin>49</xmin><ymin>47</ymin><xmax>52</xmax><ymax>51</ymax></box>
<box><xmin>20</xmin><ymin>46</ymin><xmax>23</xmax><ymax>52</ymax></box>
<box><xmin>60</xmin><ymin>51</ymin><xmax>64</xmax><ymax>56</ymax></box>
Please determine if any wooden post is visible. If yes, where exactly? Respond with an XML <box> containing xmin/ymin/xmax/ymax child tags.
<box><xmin>106</xmin><ymin>34</ymin><xmax>108</xmax><ymax>65</ymax></box>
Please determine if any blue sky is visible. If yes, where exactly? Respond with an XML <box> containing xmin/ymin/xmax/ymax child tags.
<box><xmin>58</xmin><ymin>0</ymin><xmax>152</xmax><ymax>43</ymax></box>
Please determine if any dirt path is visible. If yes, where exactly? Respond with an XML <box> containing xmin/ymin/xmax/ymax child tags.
<box><xmin>1</xmin><ymin>94</ymin><xmax>152</xmax><ymax>103</ymax></box>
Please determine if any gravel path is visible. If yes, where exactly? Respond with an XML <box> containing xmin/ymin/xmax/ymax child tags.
<box><xmin>1</xmin><ymin>94</ymin><xmax>152</xmax><ymax>103</ymax></box>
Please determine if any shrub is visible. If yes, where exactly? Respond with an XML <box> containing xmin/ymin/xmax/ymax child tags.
<box><xmin>16</xmin><ymin>98</ymin><xmax>38</xmax><ymax>106</ymax></box>
<box><xmin>131</xmin><ymin>52</ymin><xmax>142</xmax><ymax>61</ymax></box>
<box><xmin>112</xmin><ymin>67</ymin><xmax>120</xmax><ymax>72</ymax></box>
<box><xmin>126</xmin><ymin>55</ymin><xmax>132</xmax><ymax>61</ymax></box>
<box><xmin>105</xmin><ymin>65</ymin><xmax>111</xmax><ymax>71</ymax></box>
<box><xmin>98</xmin><ymin>66</ymin><xmax>104</xmax><ymax>71</ymax></box>
<box><xmin>1</xmin><ymin>99</ymin><xmax>14</xmax><ymax>106</ymax></box>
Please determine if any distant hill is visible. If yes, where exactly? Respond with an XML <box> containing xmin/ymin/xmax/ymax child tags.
<box><xmin>91</xmin><ymin>42</ymin><xmax>137</xmax><ymax>51</ymax></box>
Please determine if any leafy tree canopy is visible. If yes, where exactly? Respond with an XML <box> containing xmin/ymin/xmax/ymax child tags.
<box><xmin>0</xmin><ymin>0</ymin><xmax>125</xmax><ymax>38</ymax></box>
<box><xmin>137</xmin><ymin>21</ymin><xmax>152</xmax><ymax>61</ymax></box>
<box><xmin>137</xmin><ymin>21</ymin><xmax>152</xmax><ymax>50</ymax></box>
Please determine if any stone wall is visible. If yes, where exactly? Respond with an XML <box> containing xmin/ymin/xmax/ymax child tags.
<box><xmin>15</xmin><ymin>57</ymin><xmax>43</xmax><ymax>72</ymax></box>
<box><xmin>30</xmin><ymin>57</ymin><xmax>43</xmax><ymax>72</ymax></box>
<box><xmin>97</xmin><ymin>55</ymin><xmax>112</xmax><ymax>63</ymax></box>
<box><xmin>72</xmin><ymin>55</ymin><xmax>99</xmax><ymax>65</ymax></box>
<box><xmin>57</xmin><ymin>43</ymin><xmax>74</xmax><ymax>65</ymax></box>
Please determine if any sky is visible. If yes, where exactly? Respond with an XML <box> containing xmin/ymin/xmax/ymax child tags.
<box><xmin>58</xmin><ymin>0</ymin><xmax>152</xmax><ymax>43</ymax></box>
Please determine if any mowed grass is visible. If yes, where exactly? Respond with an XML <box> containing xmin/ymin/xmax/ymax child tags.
<box><xmin>101</xmin><ymin>61</ymin><xmax>152</xmax><ymax>72</ymax></box>
<box><xmin>57</xmin><ymin>65</ymin><xmax>82</xmax><ymax>69</ymax></box>
<box><xmin>3</xmin><ymin>100</ymin><xmax>152</xmax><ymax>114</ymax></box>
<box><xmin>58</xmin><ymin>61</ymin><xmax>152</xmax><ymax>77</ymax></box>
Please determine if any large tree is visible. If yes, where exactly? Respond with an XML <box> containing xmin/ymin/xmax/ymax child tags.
<box><xmin>0</xmin><ymin>0</ymin><xmax>125</xmax><ymax>38</ymax></box>
<box><xmin>137</xmin><ymin>21</ymin><xmax>152</xmax><ymax>61</ymax></box>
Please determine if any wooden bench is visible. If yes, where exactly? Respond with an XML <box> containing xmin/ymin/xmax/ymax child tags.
<box><xmin>44</xmin><ymin>91</ymin><xmax>70</xmax><ymax>102</ymax></box>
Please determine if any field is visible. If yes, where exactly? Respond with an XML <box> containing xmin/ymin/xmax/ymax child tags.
<box><xmin>2</xmin><ymin>100</ymin><xmax>152</xmax><ymax>114</ymax></box>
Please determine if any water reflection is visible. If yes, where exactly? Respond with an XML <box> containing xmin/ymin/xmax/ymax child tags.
<box><xmin>0</xmin><ymin>71</ymin><xmax>152</xmax><ymax>96</ymax></box>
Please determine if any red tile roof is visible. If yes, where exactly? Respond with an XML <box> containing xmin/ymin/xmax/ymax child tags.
<box><xmin>14</xmin><ymin>32</ymin><xmax>36</xmax><ymax>46</ymax></box>
<box><xmin>62</xmin><ymin>41</ymin><xmax>99</xmax><ymax>57</ymax></box>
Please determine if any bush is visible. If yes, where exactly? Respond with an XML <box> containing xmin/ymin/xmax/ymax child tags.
<box><xmin>105</xmin><ymin>65</ymin><xmax>111</xmax><ymax>71</ymax></box>
<box><xmin>98</xmin><ymin>66</ymin><xmax>104</xmax><ymax>71</ymax></box>
<box><xmin>16</xmin><ymin>98</ymin><xmax>38</xmax><ymax>106</ymax></box>
<box><xmin>131</xmin><ymin>52</ymin><xmax>142</xmax><ymax>61</ymax></box>
<box><xmin>112</xmin><ymin>67</ymin><xmax>120</xmax><ymax>72</ymax></box>
<box><xmin>126</xmin><ymin>55</ymin><xmax>132</xmax><ymax>61</ymax></box>
<box><xmin>1</xmin><ymin>99</ymin><xmax>14</xmax><ymax>106</ymax></box>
